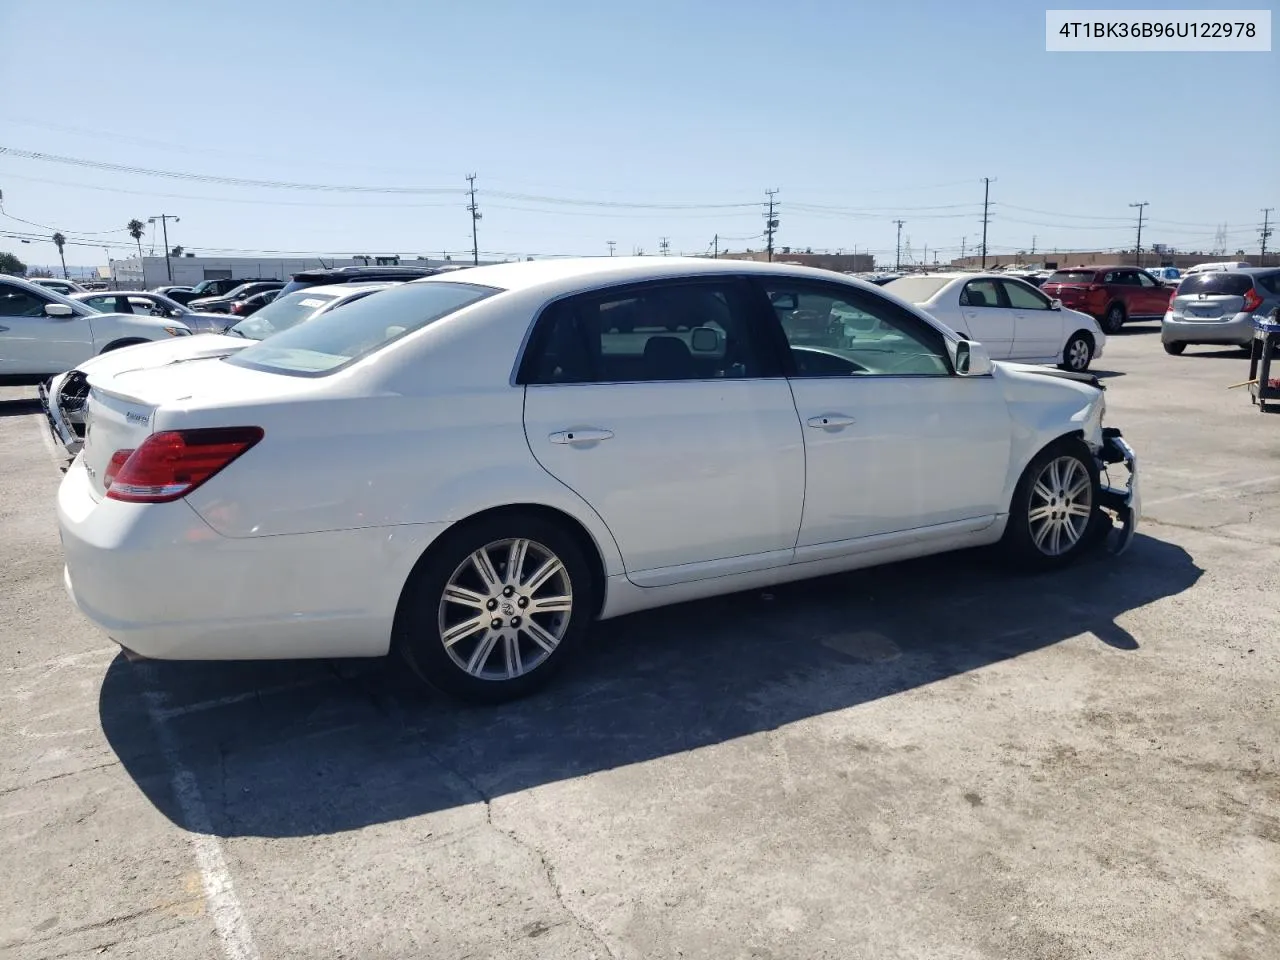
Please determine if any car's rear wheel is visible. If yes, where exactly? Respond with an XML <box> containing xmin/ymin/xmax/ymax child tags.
<box><xmin>1163</xmin><ymin>341</ymin><xmax>1186</xmax><ymax>355</ymax></box>
<box><xmin>395</xmin><ymin>513</ymin><xmax>594</xmax><ymax>703</ymax></box>
<box><xmin>1060</xmin><ymin>332</ymin><xmax>1094</xmax><ymax>371</ymax></box>
<box><xmin>1102</xmin><ymin>303</ymin><xmax>1126</xmax><ymax>334</ymax></box>
<box><xmin>1002</xmin><ymin>439</ymin><xmax>1102</xmax><ymax>570</ymax></box>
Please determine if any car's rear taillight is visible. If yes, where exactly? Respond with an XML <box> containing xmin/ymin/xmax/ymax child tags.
<box><xmin>1242</xmin><ymin>287</ymin><xmax>1263</xmax><ymax>313</ymax></box>
<box><xmin>105</xmin><ymin>427</ymin><xmax>264</xmax><ymax>503</ymax></box>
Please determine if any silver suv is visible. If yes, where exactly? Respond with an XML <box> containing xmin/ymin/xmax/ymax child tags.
<box><xmin>1162</xmin><ymin>268</ymin><xmax>1280</xmax><ymax>355</ymax></box>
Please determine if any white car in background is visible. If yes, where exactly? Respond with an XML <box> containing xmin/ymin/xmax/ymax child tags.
<box><xmin>0</xmin><ymin>274</ymin><xmax>191</xmax><ymax>386</ymax></box>
<box><xmin>1182</xmin><ymin>261</ymin><xmax>1251</xmax><ymax>277</ymax></box>
<box><xmin>41</xmin><ymin>282</ymin><xmax>396</xmax><ymax>456</ymax></box>
<box><xmin>29</xmin><ymin>277</ymin><xmax>87</xmax><ymax>296</ymax></box>
<box><xmin>70</xmin><ymin>290</ymin><xmax>232</xmax><ymax>335</ymax></box>
<box><xmin>884</xmin><ymin>273</ymin><xmax>1106</xmax><ymax>372</ymax></box>
<box><xmin>57</xmin><ymin>258</ymin><xmax>1138</xmax><ymax>704</ymax></box>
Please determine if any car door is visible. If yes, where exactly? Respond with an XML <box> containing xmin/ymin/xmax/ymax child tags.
<box><xmin>756</xmin><ymin>278</ymin><xmax>1011</xmax><ymax>554</ymax></box>
<box><xmin>0</xmin><ymin>282</ymin><xmax>95</xmax><ymax>377</ymax></box>
<box><xmin>956</xmin><ymin>278</ymin><xmax>1015</xmax><ymax>358</ymax></box>
<box><xmin>520</xmin><ymin>278</ymin><xmax>805</xmax><ymax>587</ymax></box>
<box><xmin>999</xmin><ymin>278</ymin><xmax>1064</xmax><ymax>359</ymax></box>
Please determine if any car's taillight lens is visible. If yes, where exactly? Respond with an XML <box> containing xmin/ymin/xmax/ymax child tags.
<box><xmin>105</xmin><ymin>427</ymin><xmax>264</xmax><ymax>502</ymax></box>
<box><xmin>1242</xmin><ymin>287</ymin><xmax>1263</xmax><ymax>313</ymax></box>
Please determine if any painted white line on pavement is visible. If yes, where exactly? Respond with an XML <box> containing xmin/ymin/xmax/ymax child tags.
<box><xmin>1145</xmin><ymin>476</ymin><xmax>1279</xmax><ymax>508</ymax></box>
<box><xmin>139</xmin><ymin>676</ymin><xmax>260</xmax><ymax>960</ymax></box>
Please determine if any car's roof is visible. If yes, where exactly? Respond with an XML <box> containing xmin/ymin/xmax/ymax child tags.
<box><xmin>885</xmin><ymin>272</ymin><xmax>1007</xmax><ymax>282</ymax></box>
<box><xmin>293</xmin><ymin>281</ymin><xmax>396</xmax><ymax>298</ymax></box>
<box><xmin>412</xmin><ymin>256</ymin><xmax>871</xmax><ymax>297</ymax></box>
<box><xmin>291</xmin><ymin>265</ymin><xmax>444</xmax><ymax>281</ymax></box>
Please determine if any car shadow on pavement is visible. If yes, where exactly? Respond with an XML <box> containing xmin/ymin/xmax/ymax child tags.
<box><xmin>0</xmin><ymin>398</ymin><xmax>41</xmax><ymax>418</ymax></box>
<box><xmin>99</xmin><ymin>532</ymin><xmax>1200</xmax><ymax>839</ymax></box>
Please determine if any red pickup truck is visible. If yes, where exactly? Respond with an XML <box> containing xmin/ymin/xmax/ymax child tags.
<box><xmin>1041</xmin><ymin>266</ymin><xmax>1174</xmax><ymax>334</ymax></box>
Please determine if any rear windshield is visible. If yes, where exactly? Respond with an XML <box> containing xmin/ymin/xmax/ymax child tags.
<box><xmin>882</xmin><ymin>277</ymin><xmax>951</xmax><ymax>303</ymax></box>
<box><xmin>226</xmin><ymin>291</ymin><xmax>340</xmax><ymax>341</ymax></box>
<box><xmin>227</xmin><ymin>281</ymin><xmax>498</xmax><ymax>376</ymax></box>
<box><xmin>1176</xmin><ymin>273</ymin><xmax>1254</xmax><ymax>296</ymax></box>
<box><xmin>1046</xmin><ymin>271</ymin><xmax>1097</xmax><ymax>284</ymax></box>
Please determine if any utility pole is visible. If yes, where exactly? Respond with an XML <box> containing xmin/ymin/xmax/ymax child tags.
<box><xmin>466</xmin><ymin>174</ymin><xmax>481</xmax><ymax>266</ymax></box>
<box><xmin>893</xmin><ymin>219</ymin><xmax>905</xmax><ymax>272</ymax></box>
<box><xmin>960</xmin><ymin>236</ymin><xmax>966</xmax><ymax>261</ymax></box>
<box><xmin>1129</xmin><ymin>202</ymin><xmax>1149</xmax><ymax>267</ymax></box>
<box><xmin>659</xmin><ymin>237</ymin><xmax>670</xmax><ymax>256</ymax></box>
<box><xmin>980</xmin><ymin>177</ymin><xmax>992</xmax><ymax>269</ymax></box>
<box><xmin>606</xmin><ymin>240</ymin><xmax>616</xmax><ymax>257</ymax></box>
<box><xmin>713</xmin><ymin>234</ymin><xmax>719</xmax><ymax>259</ymax></box>
<box><xmin>764</xmin><ymin>189</ymin><xmax>780</xmax><ymax>262</ymax></box>
<box><xmin>1261</xmin><ymin>208</ymin><xmax>1274</xmax><ymax>266</ymax></box>
<box><xmin>923</xmin><ymin>242</ymin><xmax>928</xmax><ymax>269</ymax></box>
<box><xmin>148</xmin><ymin>214</ymin><xmax>180</xmax><ymax>283</ymax></box>
<box><xmin>1031</xmin><ymin>235</ymin><xmax>1037</xmax><ymax>257</ymax></box>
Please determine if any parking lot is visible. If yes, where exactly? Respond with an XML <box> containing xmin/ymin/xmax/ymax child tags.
<box><xmin>1</xmin><ymin>325</ymin><xmax>1277</xmax><ymax>959</ymax></box>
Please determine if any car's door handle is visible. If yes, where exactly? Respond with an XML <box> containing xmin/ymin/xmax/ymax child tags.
<box><xmin>549</xmin><ymin>428</ymin><xmax>614</xmax><ymax>445</ymax></box>
<box><xmin>806</xmin><ymin>414</ymin><xmax>856</xmax><ymax>429</ymax></box>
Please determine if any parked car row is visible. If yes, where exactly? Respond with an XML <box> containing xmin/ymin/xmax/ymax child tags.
<box><xmin>48</xmin><ymin>257</ymin><xmax>1138</xmax><ymax>702</ymax></box>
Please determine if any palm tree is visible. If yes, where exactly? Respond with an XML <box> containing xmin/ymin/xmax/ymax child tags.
<box><xmin>52</xmin><ymin>232</ymin><xmax>68</xmax><ymax>279</ymax></box>
<box><xmin>127</xmin><ymin>219</ymin><xmax>145</xmax><ymax>260</ymax></box>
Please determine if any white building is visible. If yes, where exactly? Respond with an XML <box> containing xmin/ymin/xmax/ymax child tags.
<box><xmin>109</xmin><ymin>254</ymin><xmax>479</xmax><ymax>289</ymax></box>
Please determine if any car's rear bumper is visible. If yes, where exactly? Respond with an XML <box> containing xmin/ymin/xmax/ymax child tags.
<box><xmin>57</xmin><ymin>457</ymin><xmax>446</xmax><ymax>660</ymax></box>
<box><xmin>1097</xmin><ymin>429</ymin><xmax>1139</xmax><ymax>555</ymax></box>
<box><xmin>1161</xmin><ymin>313</ymin><xmax>1253</xmax><ymax>345</ymax></box>
<box><xmin>38</xmin><ymin>374</ymin><xmax>81</xmax><ymax>458</ymax></box>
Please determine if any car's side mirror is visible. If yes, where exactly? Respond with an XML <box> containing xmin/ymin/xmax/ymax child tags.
<box><xmin>953</xmin><ymin>339</ymin><xmax>993</xmax><ymax>376</ymax></box>
<box><xmin>44</xmin><ymin>303</ymin><xmax>75</xmax><ymax>318</ymax></box>
<box><xmin>1049</xmin><ymin>298</ymin><xmax>1062</xmax><ymax>311</ymax></box>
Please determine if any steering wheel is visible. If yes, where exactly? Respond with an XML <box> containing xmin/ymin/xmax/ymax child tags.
<box><xmin>790</xmin><ymin>345</ymin><xmax>867</xmax><ymax>376</ymax></box>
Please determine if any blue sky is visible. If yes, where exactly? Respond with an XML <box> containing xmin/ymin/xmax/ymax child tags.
<box><xmin>1</xmin><ymin>0</ymin><xmax>1275</xmax><ymax>267</ymax></box>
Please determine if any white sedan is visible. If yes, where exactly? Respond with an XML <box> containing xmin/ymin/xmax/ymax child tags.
<box><xmin>884</xmin><ymin>273</ymin><xmax>1106</xmax><ymax>372</ymax></box>
<box><xmin>58</xmin><ymin>259</ymin><xmax>1138</xmax><ymax>703</ymax></box>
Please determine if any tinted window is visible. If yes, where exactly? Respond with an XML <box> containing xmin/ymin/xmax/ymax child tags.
<box><xmin>524</xmin><ymin>281</ymin><xmax>765</xmax><ymax>384</ymax></box>
<box><xmin>1047</xmin><ymin>271</ymin><xmax>1097</xmax><ymax>284</ymax></box>
<box><xmin>1176</xmin><ymin>273</ymin><xmax>1255</xmax><ymax>297</ymax></box>
<box><xmin>1001</xmin><ymin>279</ymin><xmax>1050</xmax><ymax>309</ymax></box>
<box><xmin>1255</xmin><ymin>272</ymin><xmax>1280</xmax><ymax>296</ymax></box>
<box><xmin>227</xmin><ymin>282</ymin><xmax>497</xmax><ymax>375</ymax></box>
<box><xmin>763</xmin><ymin>281</ymin><xmax>950</xmax><ymax>377</ymax></box>
<box><xmin>959</xmin><ymin>279</ymin><xmax>1001</xmax><ymax>308</ymax></box>
<box><xmin>0</xmin><ymin>285</ymin><xmax>50</xmax><ymax>317</ymax></box>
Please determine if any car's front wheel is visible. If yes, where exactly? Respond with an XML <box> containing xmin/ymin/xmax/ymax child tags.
<box><xmin>1002</xmin><ymin>439</ymin><xmax>1102</xmax><ymax>569</ymax></box>
<box><xmin>395</xmin><ymin>513</ymin><xmax>594</xmax><ymax>703</ymax></box>
<box><xmin>1060</xmin><ymin>332</ymin><xmax>1094</xmax><ymax>371</ymax></box>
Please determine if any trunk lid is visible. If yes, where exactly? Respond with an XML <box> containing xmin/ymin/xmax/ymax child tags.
<box><xmin>80</xmin><ymin>355</ymin><xmax>313</xmax><ymax>501</ymax></box>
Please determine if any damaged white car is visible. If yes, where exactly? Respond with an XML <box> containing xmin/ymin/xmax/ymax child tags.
<box><xmin>57</xmin><ymin>259</ymin><xmax>1137</xmax><ymax>703</ymax></box>
<box><xmin>40</xmin><ymin>282</ymin><xmax>396</xmax><ymax>457</ymax></box>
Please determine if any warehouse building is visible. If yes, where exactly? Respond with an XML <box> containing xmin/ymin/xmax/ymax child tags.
<box><xmin>108</xmin><ymin>254</ymin><xmax>481</xmax><ymax>289</ymax></box>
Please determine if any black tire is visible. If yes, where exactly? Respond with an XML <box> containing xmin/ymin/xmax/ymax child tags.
<box><xmin>394</xmin><ymin>512</ymin><xmax>595</xmax><ymax>703</ymax></box>
<box><xmin>1002</xmin><ymin>438</ymin><xmax>1102</xmax><ymax>570</ymax></box>
<box><xmin>99</xmin><ymin>338</ymin><xmax>148</xmax><ymax>353</ymax></box>
<box><xmin>1101</xmin><ymin>303</ymin><xmax>1126</xmax><ymax>334</ymax></box>
<box><xmin>1059</xmin><ymin>332</ymin><xmax>1094</xmax><ymax>371</ymax></box>
<box><xmin>1163</xmin><ymin>341</ymin><xmax>1186</xmax><ymax>355</ymax></box>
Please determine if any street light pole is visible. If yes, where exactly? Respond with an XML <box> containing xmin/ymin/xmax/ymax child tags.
<box><xmin>148</xmin><ymin>214</ymin><xmax>180</xmax><ymax>283</ymax></box>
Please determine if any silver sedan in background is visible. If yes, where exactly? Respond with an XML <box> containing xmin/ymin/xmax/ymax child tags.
<box><xmin>71</xmin><ymin>290</ymin><xmax>231</xmax><ymax>335</ymax></box>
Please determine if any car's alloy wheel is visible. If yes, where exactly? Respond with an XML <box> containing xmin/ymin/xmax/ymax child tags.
<box><xmin>1026</xmin><ymin>456</ymin><xmax>1093</xmax><ymax>557</ymax></box>
<box><xmin>1102</xmin><ymin>304</ymin><xmax>1125</xmax><ymax>334</ymax></box>
<box><xmin>437</xmin><ymin>538</ymin><xmax>573</xmax><ymax>681</ymax></box>
<box><xmin>1163</xmin><ymin>341</ymin><xmax>1186</xmax><ymax>355</ymax></box>
<box><xmin>1002</xmin><ymin>439</ymin><xmax>1101</xmax><ymax>569</ymax></box>
<box><xmin>1061</xmin><ymin>334</ymin><xmax>1093</xmax><ymax>371</ymax></box>
<box><xmin>395</xmin><ymin>513</ymin><xmax>594</xmax><ymax>702</ymax></box>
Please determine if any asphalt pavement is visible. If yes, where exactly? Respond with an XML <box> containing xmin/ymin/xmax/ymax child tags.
<box><xmin>1</xmin><ymin>326</ymin><xmax>1277</xmax><ymax>959</ymax></box>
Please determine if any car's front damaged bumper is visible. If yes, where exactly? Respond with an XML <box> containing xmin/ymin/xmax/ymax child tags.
<box><xmin>1096</xmin><ymin>427</ymin><xmax>1139</xmax><ymax>554</ymax></box>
